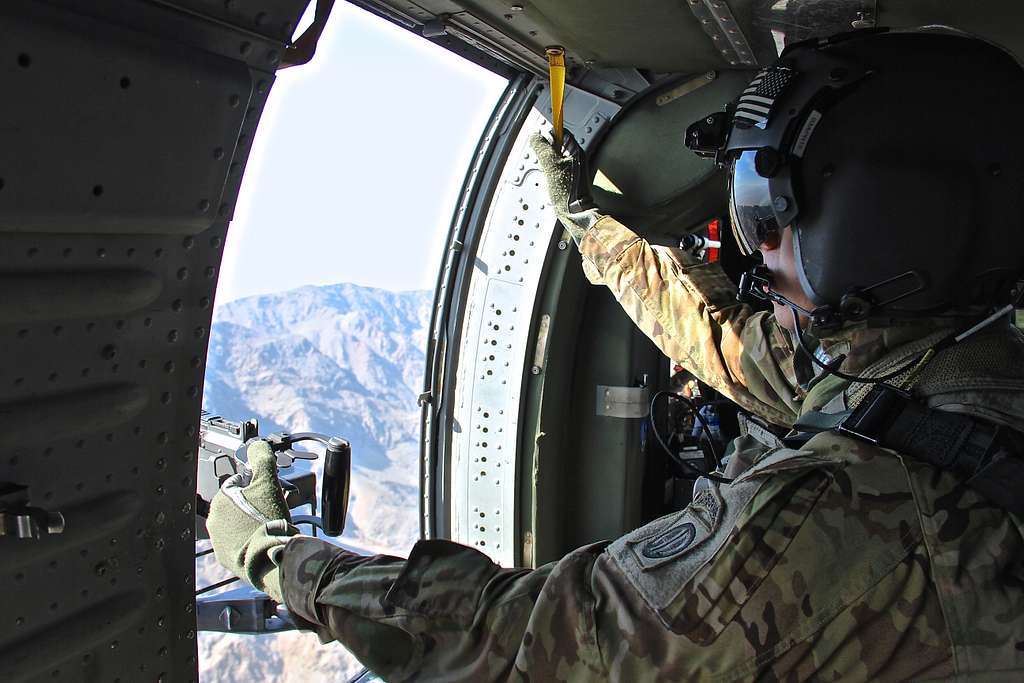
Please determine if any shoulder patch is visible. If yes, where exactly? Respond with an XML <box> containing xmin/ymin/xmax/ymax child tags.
<box><xmin>627</xmin><ymin>485</ymin><xmax>725</xmax><ymax>570</ymax></box>
<box><xmin>641</xmin><ymin>522</ymin><xmax>696</xmax><ymax>560</ymax></box>
<box><xmin>609</xmin><ymin>477</ymin><xmax>766</xmax><ymax>624</ymax></box>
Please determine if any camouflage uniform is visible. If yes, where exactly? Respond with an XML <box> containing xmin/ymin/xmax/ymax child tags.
<box><xmin>280</xmin><ymin>216</ymin><xmax>1024</xmax><ymax>681</ymax></box>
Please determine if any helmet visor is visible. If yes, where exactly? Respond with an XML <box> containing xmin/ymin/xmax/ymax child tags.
<box><xmin>729</xmin><ymin>150</ymin><xmax>780</xmax><ymax>256</ymax></box>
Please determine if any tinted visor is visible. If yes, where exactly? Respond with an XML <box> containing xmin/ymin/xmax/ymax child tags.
<box><xmin>729</xmin><ymin>150</ymin><xmax>779</xmax><ymax>255</ymax></box>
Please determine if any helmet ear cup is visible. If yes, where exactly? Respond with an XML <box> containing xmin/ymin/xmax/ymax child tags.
<box><xmin>791</xmin><ymin>32</ymin><xmax>1024</xmax><ymax>314</ymax></box>
<box><xmin>799</xmin><ymin>154</ymin><xmax>971</xmax><ymax>310</ymax></box>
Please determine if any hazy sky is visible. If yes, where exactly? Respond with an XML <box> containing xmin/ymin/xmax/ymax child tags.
<box><xmin>216</xmin><ymin>4</ymin><xmax>509</xmax><ymax>303</ymax></box>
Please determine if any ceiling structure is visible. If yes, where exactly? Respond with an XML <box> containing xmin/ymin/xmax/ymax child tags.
<box><xmin>353</xmin><ymin>0</ymin><xmax>1024</xmax><ymax>100</ymax></box>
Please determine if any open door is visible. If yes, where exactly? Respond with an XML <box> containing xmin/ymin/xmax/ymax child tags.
<box><xmin>420</xmin><ymin>69</ymin><xmax>621</xmax><ymax>566</ymax></box>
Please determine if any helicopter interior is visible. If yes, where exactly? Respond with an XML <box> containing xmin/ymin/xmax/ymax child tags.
<box><xmin>3</xmin><ymin>1</ymin><xmax>1024</xmax><ymax>681</ymax></box>
<box><xmin>407</xmin><ymin>0</ymin><xmax>1024</xmax><ymax>569</ymax></box>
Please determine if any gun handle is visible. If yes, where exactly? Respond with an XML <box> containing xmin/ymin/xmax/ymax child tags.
<box><xmin>321</xmin><ymin>437</ymin><xmax>351</xmax><ymax>536</ymax></box>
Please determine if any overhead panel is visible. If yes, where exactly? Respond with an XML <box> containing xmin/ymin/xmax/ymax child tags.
<box><xmin>0</xmin><ymin>1</ymin><xmax>307</xmax><ymax>681</ymax></box>
<box><xmin>365</xmin><ymin>0</ymin><xmax>1024</xmax><ymax>100</ymax></box>
<box><xmin>687</xmin><ymin>0</ymin><xmax>758</xmax><ymax>67</ymax></box>
<box><xmin>363</xmin><ymin>0</ymin><xmax>739</xmax><ymax>76</ymax></box>
<box><xmin>453</xmin><ymin>0</ymin><xmax>727</xmax><ymax>71</ymax></box>
<box><xmin>171</xmin><ymin>0</ymin><xmax>306</xmax><ymax>42</ymax></box>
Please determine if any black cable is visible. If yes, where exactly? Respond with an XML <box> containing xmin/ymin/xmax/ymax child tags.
<box><xmin>675</xmin><ymin>394</ymin><xmax>724</xmax><ymax>470</ymax></box>
<box><xmin>789</xmin><ymin>305</ymin><xmax>929</xmax><ymax>385</ymax></box>
<box><xmin>195</xmin><ymin>576</ymin><xmax>240</xmax><ymax>596</ymax></box>
<box><xmin>649</xmin><ymin>391</ymin><xmax>733</xmax><ymax>484</ymax></box>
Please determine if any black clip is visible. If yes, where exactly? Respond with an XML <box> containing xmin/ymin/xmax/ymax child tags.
<box><xmin>838</xmin><ymin>383</ymin><xmax>911</xmax><ymax>444</ymax></box>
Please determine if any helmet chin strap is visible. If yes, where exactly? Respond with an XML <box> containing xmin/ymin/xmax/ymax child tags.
<box><xmin>738</xmin><ymin>264</ymin><xmax>928</xmax><ymax>385</ymax></box>
<box><xmin>738</xmin><ymin>265</ymin><xmax>930</xmax><ymax>330</ymax></box>
<box><xmin>737</xmin><ymin>264</ymin><xmax>1015</xmax><ymax>386</ymax></box>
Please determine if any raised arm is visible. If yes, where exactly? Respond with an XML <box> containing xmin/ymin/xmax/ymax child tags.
<box><xmin>578</xmin><ymin>215</ymin><xmax>801</xmax><ymax>426</ymax></box>
<box><xmin>528</xmin><ymin>131</ymin><xmax>802</xmax><ymax>426</ymax></box>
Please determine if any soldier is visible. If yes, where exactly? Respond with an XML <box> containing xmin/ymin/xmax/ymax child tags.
<box><xmin>208</xmin><ymin>28</ymin><xmax>1024</xmax><ymax>681</ymax></box>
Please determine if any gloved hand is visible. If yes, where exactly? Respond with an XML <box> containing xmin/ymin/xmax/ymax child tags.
<box><xmin>207</xmin><ymin>440</ymin><xmax>298</xmax><ymax>602</ymax></box>
<box><xmin>529</xmin><ymin>131</ymin><xmax>604</xmax><ymax>245</ymax></box>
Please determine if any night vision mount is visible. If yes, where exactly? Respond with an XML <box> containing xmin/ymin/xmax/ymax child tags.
<box><xmin>685</xmin><ymin>111</ymin><xmax>731</xmax><ymax>163</ymax></box>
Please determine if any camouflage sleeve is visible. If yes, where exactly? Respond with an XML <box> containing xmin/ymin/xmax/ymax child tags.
<box><xmin>279</xmin><ymin>536</ymin><xmax>607</xmax><ymax>681</ymax></box>
<box><xmin>579</xmin><ymin>215</ymin><xmax>802</xmax><ymax>426</ymax></box>
<box><xmin>280</xmin><ymin>435</ymin><xmax>956</xmax><ymax>681</ymax></box>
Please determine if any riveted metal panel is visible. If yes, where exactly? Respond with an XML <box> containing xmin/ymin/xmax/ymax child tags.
<box><xmin>538</xmin><ymin>82</ymin><xmax>620</xmax><ymax>151</ymax></box>
<box><xmin>0</xmin><ymin>1</ymin><xmax>307</xmax><ymax>681</ymax></box>
<box><xmin>449</xmin><ymin>110</ymin><xmax>555</xmax><ymax>566</ymax></box>
<box><xmin>420</xmin><ymin>75</ymin><xmax>535</xmax><ymax>544</ymax></box>
<box><xmin>173</xmin><ymin>0</ymin><xmax>306</xmax><ymax>43</ymax></box>
<box><xmin>0</xmin><ymin>4</ymin><xmax>251</xmax><ymax>234</ymax></box>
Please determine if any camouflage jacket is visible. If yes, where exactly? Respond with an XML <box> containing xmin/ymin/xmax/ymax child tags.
<box><xmin>279</xmin><ymin>216</ymin><xmax>1024</xmax><ymax>681</ymax></box>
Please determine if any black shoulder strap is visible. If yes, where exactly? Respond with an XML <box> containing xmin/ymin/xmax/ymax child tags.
<box><xmin>795</xmin><ymin>384</ymin><xmax>1024</xmax><ymax>515</ymax></box>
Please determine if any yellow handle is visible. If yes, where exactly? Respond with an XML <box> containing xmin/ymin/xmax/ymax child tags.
<box><xmin>546</xmin><ymin>46</ymin><xmax>566</xmax><ymax>153</ymax></box>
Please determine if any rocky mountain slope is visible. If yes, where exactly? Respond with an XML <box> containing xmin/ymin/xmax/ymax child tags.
<box><xmin>198</xmin><ymin>282</ymin><xmax>432</xmax><ymax>682</ymax></box>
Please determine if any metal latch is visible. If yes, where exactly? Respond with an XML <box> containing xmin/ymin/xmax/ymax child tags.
<box><xmin>422</xmin><ymin>14</ymin><xmax>450</xmax><ymax>38</ymax></box>
<box><xmin>196</xmin><ymin>585</ymin><xmax>300</xmax><ymax>634</ymax></box>
<box><xmin>596</xmin><ymin>385</ymin><xmax>651</xmax><ymax>419</ymax></box>
<box><xmin>0</xmin><ymin>483</ymin><xmax>65</xmax><ymax>539</ymax></box>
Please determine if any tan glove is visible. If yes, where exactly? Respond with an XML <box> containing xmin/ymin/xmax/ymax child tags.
<box><xmin>207</xmin><ymin>440</ymin><xmax>299</xmax><ymax>602</ymax></box>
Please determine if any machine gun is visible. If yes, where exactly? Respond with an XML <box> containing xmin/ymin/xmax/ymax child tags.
<box><xmin>194</xmin><ymin>411</ymin><xmax>352</xmax><ymax>634</ymax></box>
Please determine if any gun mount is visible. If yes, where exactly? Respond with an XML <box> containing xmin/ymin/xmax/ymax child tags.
<box><xmin>194</xmin><ymin>411</ymin><xmax>353</xmax><ymax>635</ymax></box>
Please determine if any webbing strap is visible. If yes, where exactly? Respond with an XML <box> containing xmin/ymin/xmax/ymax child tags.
<box><xmin>798</xmin><ymin>383</ymin><xmax>1024</xmax><ymax>515</ymax></box>
<box><xmin>865</xmin><ymin>394</ymin><xmax>1024</xmax><ymax>515</ymax></box>
<box><xmin>546</xmin><ymin>46</ymin><xmax>566</xmax><ymax>153</ymax></box>
<box><xmin>882</xmin><ymin>399</ymin><xmax>982</xmax><ymax>472</ymax></box>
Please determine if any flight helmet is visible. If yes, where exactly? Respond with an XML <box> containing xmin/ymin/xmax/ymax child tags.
<box><xmin>686</xmin><ymin>28</ymin><xmax>1024</xmax><ymax>328</ymax></box>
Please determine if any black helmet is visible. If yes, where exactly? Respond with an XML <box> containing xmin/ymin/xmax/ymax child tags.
<box><xmin>686</xmin><ymin>28</ymin><xmax>1024</xmax><ymax>325</ymax></box>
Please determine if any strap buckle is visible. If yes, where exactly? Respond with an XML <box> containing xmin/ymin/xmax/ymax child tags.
<box><xmin>838</xmin><ymin>383</ymin><xmax>912</xmax><ymax>444</ymax></box>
